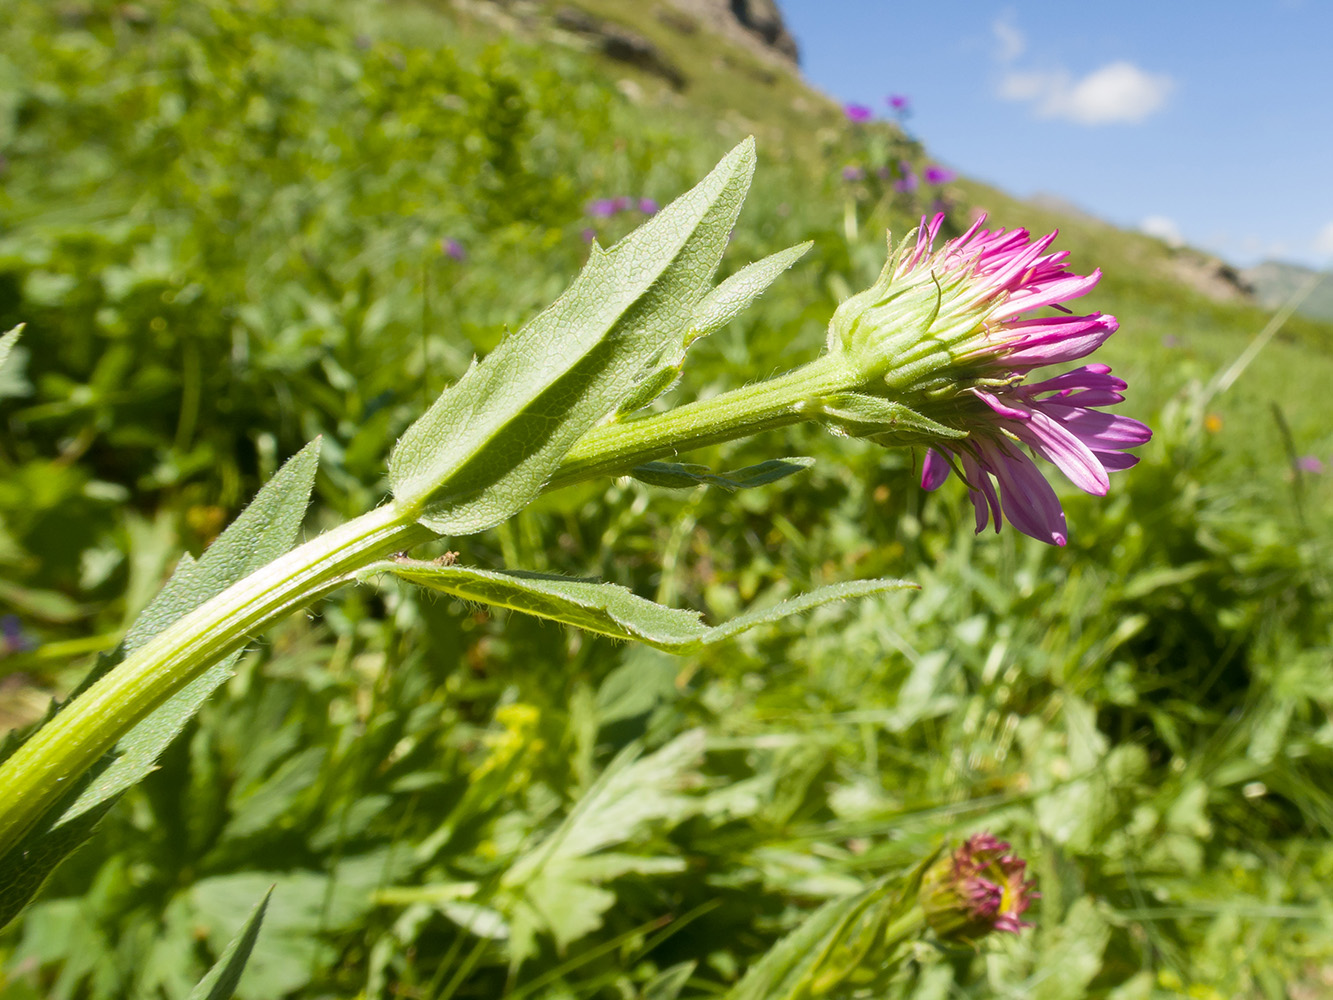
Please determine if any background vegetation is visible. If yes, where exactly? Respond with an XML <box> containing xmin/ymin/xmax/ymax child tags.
<box><xmin>1</xmin><ymin>0</ymin><xmax>1331</xmax><ymax>996</ymax></box>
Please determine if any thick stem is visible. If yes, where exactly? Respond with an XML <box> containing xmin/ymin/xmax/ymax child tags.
<box><xmin>0</xmin><ymin>504</ymin><xmax>432</xmax><ymax>856</ymax></box>
<box><xmin>0</xmin><ymin>354</ymin><xmax>863</xmax><ymax>857</ymax></box>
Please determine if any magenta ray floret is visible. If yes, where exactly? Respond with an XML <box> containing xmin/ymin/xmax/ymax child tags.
<box><xmin>900</xmin><ymin>214</ymin><xmax>1150</xmax><ymax>545</ymax></box>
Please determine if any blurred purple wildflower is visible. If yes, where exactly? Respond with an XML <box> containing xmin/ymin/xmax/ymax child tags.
<box><xmin>638</xmin><ymin>197</ymin><xmax>659</xmax><ymax>215</ymax></box>
<box><xmin>1</xmin><ymin>614</ymin><xmax>34</xmax><ymax>655</ymax></box>
<box><xmin>908</xmin><ymin>213</ymin><xmax>1152</xmax><ymax>545</ymax></box>
<box><xmin>1297</xmin><ymin>455</ymin><xmax>1325</xmax><ymax>474</ymax></box>
<box><xmin>612</xmin><ymin>196</ymin><xmax>633</xmax><ymax>213</ymax></box>
<box><xmin>842</xmin><ymin>165</ymin><xmax>866</xmax><ymax>182</ymax></box>
<box><xmin>887</xmin><ymin>94</ymin><xmax>910</xmax><ymax>111</ymax></box>
<box><xmin>924</xmin><ymin>165</ymin><xmax>956</xmax><ymax>185</ymax></box>
<box><xmin>580</xmin><ymin>227</ymin><xmax>597</xmax><ymax>243</ymax></box>
<box><xmin>894</xmin><ymin>165</ymin><xmax>918</xmax><ymax>193</ymax></box>
<box><xmin>442</xmin><ymin>238</ymin><xmax>466</xmax><ymax>261</ymax></box>
<box><xmin>844</xmin><ymin>102</ymin><xmax>873</xmax><ymax>123</ymax></box>
<box><xmin>587</xmin><ymin>199</ymin><xmax>619</xmax><ymax>218</ymax></box>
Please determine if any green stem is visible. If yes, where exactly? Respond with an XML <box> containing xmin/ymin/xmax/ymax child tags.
<box><xmin>0</xmin><ymin>354</ymin><xmax>861</xmax><ymax>858</ymax></box>
<box><xmin>0</xmin><ymin>504</ymin><xmax>432</xmax><ymax>857</ymax></box>
<box><xmin>547</xmin><ymin>354</ymin><xmax>852</xmax><ymax>490</ymax></box>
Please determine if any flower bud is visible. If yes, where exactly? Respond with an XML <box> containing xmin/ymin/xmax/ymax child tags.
<box><xmin>920</xmin><ymin>833</ymin><xmax>1036</xmax><ymax>944</ymax></box>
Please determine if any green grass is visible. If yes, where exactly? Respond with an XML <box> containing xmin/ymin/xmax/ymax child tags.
<box><xmin>1</xmin><ymin>0</ymin><xmax>1331</xmax><ymax>997</ymax></box>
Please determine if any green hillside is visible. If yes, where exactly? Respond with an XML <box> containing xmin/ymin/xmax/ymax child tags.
<box><xmin>1</xmin><ymin>1</ymin><xmax>1331</xmax><ymax>997</ymax></box>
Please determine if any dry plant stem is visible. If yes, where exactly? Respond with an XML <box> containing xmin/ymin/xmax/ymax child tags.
<box><xmin>0</xmin><ymin>354</ymin><xmax>858</xmax><ymax>857</ymax></box>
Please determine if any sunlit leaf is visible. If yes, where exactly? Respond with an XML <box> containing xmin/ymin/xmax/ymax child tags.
<box><xmin>389</xmin><ymin>139</ymin><xmax>757</xmax><ymax>534</ymax></box>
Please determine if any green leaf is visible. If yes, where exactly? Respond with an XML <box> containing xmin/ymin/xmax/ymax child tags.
<box><xmin>62</xmin><ymin>437</ymin><xmax>324</xmax><ymax>826</ymax></box>
<box><xmin>726</xmin><ymin>854</ymin><xmax>936</xmax><ymax>1000</ymax></box>
<box><xmin>0</xmin><ymin>441</ymin><xmax>321</xmax><ymax>929</ymax></box>
<box><xmin>687</xmin><ymin>241</ymin><xmax>812</xmax><ymax>342</ymax></box>
<box><xmin>389</xmin><ymin>139</ymin><xmax>757</xmax><ymax>535</ymax></box>
<box><xmin>502</xmin><ymin>732</ymin><xmax>705</xmax><ymax>965</ymax></box>
<box><xmin>819</xmin><ymin>392</ymin><xmax>968</xmax><ymax>442</ymax></box>
<box><xmin>360</xmin><ymin>560</ymin><xmax>914</xmax><ymax>653</ymax></box>
<box><xmin>0</xmin><ymin>324</ymin><xmax>21</xmax><ymax>371</ymax></box>
<box><xmin>702</xmin><ymin>578</ymin><xmax>919</xmax><ymax>645</ymax></box>
<box><xmin>615</xmin><ymin>242</ymin><xmax>812</xmax><ymax>416</ymax></box>
<box><xmin>631</xmin><ymin>456</ymin><xmax>814</xmax><ymax>491</ymax></box>
<box><xmin>186</xmin><ymin>889</ymin><xmax>273</xmax><ymax>1000</ymax></box>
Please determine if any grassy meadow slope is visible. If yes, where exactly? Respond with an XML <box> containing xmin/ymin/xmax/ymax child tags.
<box><xmin>1</xmin><ymin>1</ymin><xmax>1331</xmax><ymax>997</ymax></box>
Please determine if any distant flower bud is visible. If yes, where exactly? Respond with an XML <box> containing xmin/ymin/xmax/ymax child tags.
<box><xmin>921</xmin><ymin>833</ymin><xmax>1036</xmax><ymax>944</ymax></box>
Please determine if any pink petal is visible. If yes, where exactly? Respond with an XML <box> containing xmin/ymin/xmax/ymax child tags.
<box><xmin>921</xmin><ymin>448</ymin><xmax>953</xmax><ymax>490</ymax></box>
<box><xmin>985</xmin><ymin>446</ymin><xmax>1068</xmax><ymax>545</ymax></box>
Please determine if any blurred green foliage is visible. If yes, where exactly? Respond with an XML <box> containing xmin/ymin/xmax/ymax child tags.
<box><xmin>2</xmin><ymin>0</ymin><xmax>1332</xmax><ymax>997</ymax></box>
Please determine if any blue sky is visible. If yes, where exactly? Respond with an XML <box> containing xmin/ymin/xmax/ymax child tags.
<box><xmin>779</xmin><ymin>1</ymin><xmax>1333</xmax><ymax>270</ymax></box>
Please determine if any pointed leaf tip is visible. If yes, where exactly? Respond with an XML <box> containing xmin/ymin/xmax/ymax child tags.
<box><xmin>186</xmin><ymin>887</ymin><xmax>273</xmax><ymax>1000</ymax></box>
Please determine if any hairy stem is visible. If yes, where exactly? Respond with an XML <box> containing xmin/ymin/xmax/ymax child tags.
<box><xmin>0</xmin><ymin>354</ymin><xmax>862</xmax><ymax>856</ymax></box>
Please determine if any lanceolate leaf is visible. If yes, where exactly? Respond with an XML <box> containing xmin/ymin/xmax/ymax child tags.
<box><xmin>186</xmin><ymin>889</ymin><xmax>273</xmax><ymax>1000</ymax></box>
<box><xmin>0</xmin><ymin>441</ymin><xmax>321</xmax><ymax>929</ymax></box>
<box><xmin>616</xmin><ymin>242</ymin><xmax>814</xmax><ymax>416</ymax></box>
<box><xmin>0</xmin><ymin>324</ymin><xmax>21</xmax><ymax>370</ymax></box>
<box><xmin>389</xmin><ymin>139</ymin><xmax>757</xmax><ymax>535</ymax></box>
<box><xmin>687</xmin><ymin>242</ymin><xmax>812</xmax><ymax>343</ymax></box>
<box><xmin>360</xmin><ymin>561</ymin><xmax>913</xmax><ymax>653</ymax></box>
<box><xmin>631</xmin><ymin>457</ymin><xmax>814</xmax><ymax>492</ymax></box>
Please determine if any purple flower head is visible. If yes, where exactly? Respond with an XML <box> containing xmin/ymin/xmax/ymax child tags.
<box><xmin>887</xmin><ymin>93</ymin><xmax>910</xmax><ymax>111</ymax></box>
<box><xmin>924</xmin><ymin>164</ymin><xmax>956</xmax><ymax>185</ymax></box>
<box><xmin>1297</xmin><ymin>455</ymin><xmax>1325</xmax><ymax>474</ymax></box>
<box><xmin>580</xmin><ymin>227</ymin><xmax>597</xmax><ymax>243</ymax></box>
<box><xmin>587</xmin><ymin>198</ymin><xmax>619</xmax><ymax>219</ymax></box>
<box><xmin>638</xmin><ymin>197</ymin><xmax>659</xmax><ymax>215</ymax></box>
<box><xmin>922</xmin><ymin>833</ymin><xmax>1037</xmax><ymax>943</ymax></box>
<box><xmin>612</xmin><ymin>196</ymin><xmax>633</xmax><ymax>213</ymax></box>
<box><xmin>842</xmin><ymin>165</ymin><xmax>866</xmax><ymax>182</ymax></box>
<box><xmin>894</xmin><ymin>165</ymin><xmax>918</xmax><ymax>193</ymax></box>
<box><xmin>900</xmin><ymin>214</ymin><xmax>1151</xmax><ymax>545</ymax></box>
<box><xmin>844</xmin><ymin>102</ymin><xmax>873</xmax><ymax>123</ymax></box>
<box><xmin>442</xmin><ymin>238</ymin><xmax>466</xmax><ymax>261</ymax></box>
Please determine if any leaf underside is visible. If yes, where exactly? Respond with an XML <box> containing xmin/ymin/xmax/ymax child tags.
<box><xmin>361</xmin><ymin>560</ymin><xmax>915</xmax><ymax>653</ymax></box>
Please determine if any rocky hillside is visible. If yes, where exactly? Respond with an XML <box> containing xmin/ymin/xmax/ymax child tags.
<box><xmin>457</xmin><ymin>0</ymin><xmax>1271</xmax><ymax>310</ymax></box>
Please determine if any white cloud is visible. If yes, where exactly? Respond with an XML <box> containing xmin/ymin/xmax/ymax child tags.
<box><xmin>1000</xmin><ymin>60</ymin><xmax>1173</xmax><ymax>125</ymax></box>
<box><xmin>1140</xmin><ymin>215</ymin><xmax>1184</xmax><ymax>248</ymax></box>
<box><xmin>1314</xmin><ymin>220</ymin><xmax>1333</xmax><ymax>258</ymax></box>
<box><xmin>992</xmin><ymin>13</ymin><xmax>1025</xmax><ymax>63</ymax></box>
